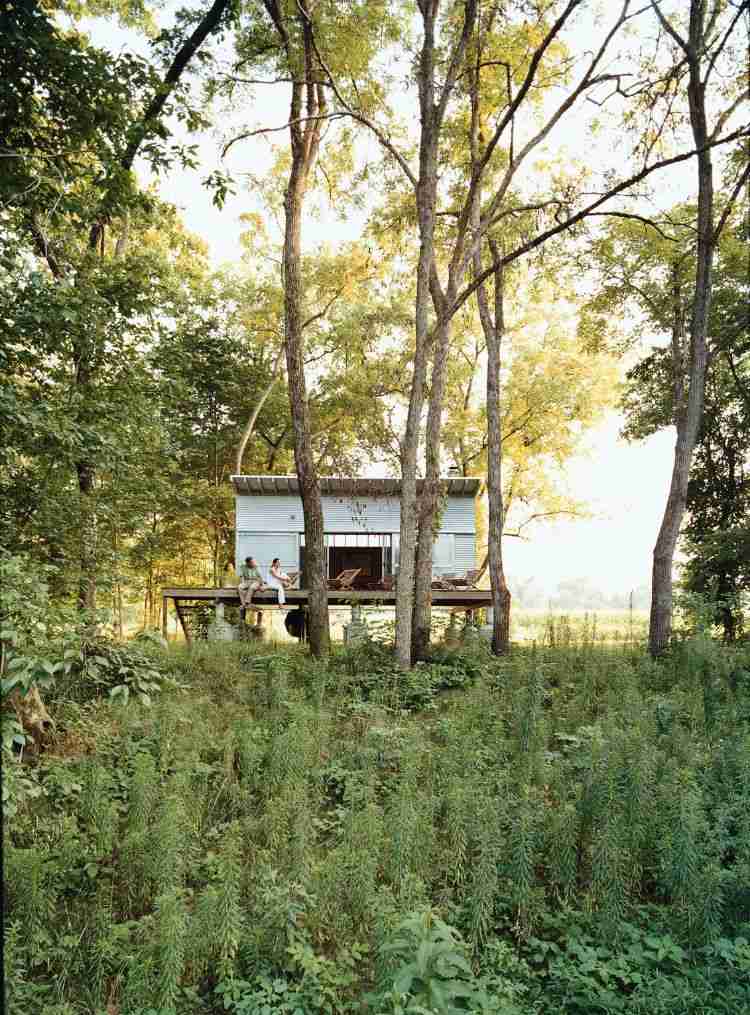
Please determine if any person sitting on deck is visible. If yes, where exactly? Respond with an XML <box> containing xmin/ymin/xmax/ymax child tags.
<box><xmin>267</xmin><ymin>557</ymin><xmax>292</xmax><ymax>605</ymax></box>
<box><xmin>221</xmin><ymin>560</ymin><xmax>236</xmax><ymax>587</ymax></box>
<box><xmin>238</xmin><ymin>556</ymin><xmax>267</xmax><ymax>607</ymax></box>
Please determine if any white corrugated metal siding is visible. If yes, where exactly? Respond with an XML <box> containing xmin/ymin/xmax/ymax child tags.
<box><xmin>234</xmin><ymin>492</ymin><xmax>475</xmax><ymax>577</ymax></box>
<box><xmin>441</xmin><ymin>498</ymin><xmax>476</xmax><ymax>531</ymax></box>
<box><xmin>236</xmin><ymin>493</ymin><xmax>476</xmax><ymax>535</ymax></box>
<box><xmin>235</xmin><ymin>494</ymin><xmax>405</xmax><ymax>532</ymax></box>
<box><xmin>454</xmin><ymin>533</ymin><xmax>477</xmax><ymax>572</ymax></box>
<box><xmin>432</xmin><ymin>534</ymin><xmax>455</xmax><ymax>574</ymax></box>
<box><xmin>235</xmin><ymin>532</ymin><xmax>298</xmax><ymax>579</ymax></box>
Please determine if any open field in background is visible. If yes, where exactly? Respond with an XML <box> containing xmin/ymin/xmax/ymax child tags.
<box><xmin>510</xmin><ymin>609</ymin><xmax>650</xmax><ymax>645</ymax></box>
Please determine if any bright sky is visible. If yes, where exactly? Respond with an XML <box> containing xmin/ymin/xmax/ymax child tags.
<box><xmin>84</xmin><ymin>5</ymin><xmax>714</xmax><ymax>597</ymax></box>
<box><xmin>502</xmin><ymin>417</ymin><xmax>677</xmax><ymax>595</ymax></box>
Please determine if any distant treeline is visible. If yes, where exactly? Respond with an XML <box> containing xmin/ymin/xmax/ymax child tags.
<box><xmin>511</xmin><ymin>578</ymin><xmax>651</xmax><ymax>612</ymax></box>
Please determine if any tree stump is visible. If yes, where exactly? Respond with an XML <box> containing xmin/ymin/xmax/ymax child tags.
<box><xmin>7</xmin><ymin>686</ymin><xmax>54</xmax><ymax>751</ymax></box>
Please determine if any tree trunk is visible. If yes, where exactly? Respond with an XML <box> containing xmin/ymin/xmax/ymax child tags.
<box><xmin>479</xmin><ymin>242</ymin><xmax>511</xmax><ymax>654</ymax></box>
<box><xmin>284</xmin><ymin>167</ymin><xmax>329</xmax><ymax>656</ymax></box>
<box><xmin>406</xmin><ymin>2</ymin><xmax>480</xmax><ymax>663</ymax></box>
<box><xmin>277</xmin><ymin>10</ymin><xmax>329</xmax><ymax>657</ymax></box>
<box><xmin>7</xmin><ymin>687</ymin><xmax>54</xmax><ymax>753</ymax></box>
<box><xmin>412</xmin><ymin>317</ymin><xmax>451</xmax><ymax>661</ymax></box>
<box><xmin>76</xmin><ymin>460</ymin><xmax>97</xmax><ymax>612</ymax></box>
<box><xmin>649</xmin><ymin>6</ymin><xmax>714</xmax><ymax>656</ymax></box>
<box><xmin>394</xmin><ymin>7</ymin><xmax>440</xmax><ymax>670</ymax></box>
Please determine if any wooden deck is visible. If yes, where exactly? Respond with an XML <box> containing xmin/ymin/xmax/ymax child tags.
<box><xmin>161</xmin><ymin>585</ymin><xmax>492</xmax><ymax>640</ymax></box>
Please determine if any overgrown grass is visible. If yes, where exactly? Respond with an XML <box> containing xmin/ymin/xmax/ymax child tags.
<box><xmin>510</xmin><ymin>608</ymin><xmax>649</xmax><ymax>644</ymax></box>
<box><xmin>3</xmin><ymin>633</ymin><xmax>750</xmax><ymax>1014</ymax></box>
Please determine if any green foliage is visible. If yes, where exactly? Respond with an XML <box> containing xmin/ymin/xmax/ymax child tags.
<box><xmin>613</xmin><ymin>217</ymin><xmax>750</xmax><ymax>644</ymax></box>
<box><xmin>332</xmin><ymin>641</ymin><xmax>486</xmax><ymax>711</ymax></box>
<box><xmin>154</xmin><ymin>890</ymin><xmax>187</xmax><ymax>1013</ymax></box>
<box><xmin>1</xmin><ymin>553</ymin><xmax>174</xmax><ymax>721</ymax></box>
<box><xmin>369</xmin><ymin>910</ymin><xmax>502</xmax><ymax>1014</ymax></box>
<box><xmin>71</xmin><ymin>637</ymin><xmax>178</xmax><ymax>705</ymax></box>
<box><xmin>4</xmin><ymin>638</ymin><xmax>750</xmax><ymax>1014</ymax></box>
<box><xmin>0</xmin><ymin>553</ymin><xmax>73</xmax><ymax>700</ymax></box>
<box><xmin>522</xmin><ymin>909</ymin><xmax>750</xmax><ymax>1015</ymax></box>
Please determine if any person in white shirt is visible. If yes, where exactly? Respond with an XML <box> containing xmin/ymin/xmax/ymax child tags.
<box><xmin>267</xmin><ymin>557</ymin><xmax>292</xmax><ymax>605</ymax></box>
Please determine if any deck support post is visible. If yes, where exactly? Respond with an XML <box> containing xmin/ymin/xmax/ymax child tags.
<box><xmin>174</xmin><ymin>600</ymin><xmax>191</xmax><ymax>644</ymax></box>
<box><xmin>444</xmin><ymin>613</ymin><xmax>461</xmax><ymax>648</ymax></box>
<box><xmin>462</xmin><ymin>611</ymin><xmax>479</xmax><ymax>644</ymax></box>
<box><xmin>344</xmin><ymin>604</ymin><xmax>368</xmax><ymax>646</ymax></box>
<box><xmin>479</xmin><ymin>607</ymin><xmax>494</xmax><ymax>645</ymax></box>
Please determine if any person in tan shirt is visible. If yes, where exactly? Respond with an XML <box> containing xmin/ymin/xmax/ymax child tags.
<box><xmin>237</xmin><ymin>556</ymin><xmax>266</xmax><ymax>606</ymax></box>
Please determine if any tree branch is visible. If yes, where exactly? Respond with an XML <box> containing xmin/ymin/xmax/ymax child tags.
<box><xmin>223</xmin><ymin>112</ymin><xmax>345</xmax><ymax>156</ymax></box>
<box><xmin>712</xmin><ymin>158</ymin><xmax>750</xmax><ymax>244</ymax></box>
<box><xmin>305</xmin><ymin>29</ymin><xmax>417</xmax><ymax>188</ymax></box>
<box><xmin>301</xmin><ymin>287</ymin><xmax>346</xmax><ymax>330</ymax></box>
<box><xmin>451</xmin><ymin>125</ymin><xmax>750</xmax><ymax>319</ymax></box>
<box><xmin>702</xmin><ymin>1</ymin><xmax>749</xmax><ymax>87</ymax></box>
<box><xmin>121</xmin><ymin>0</ymin><xmax>233</xmax><ymax>172</ymax></box>
<box><xmin>587</xmin><ymin>210</ymin><xmax>681</xmax><ymax>241</ymax></box>
<box><xmin>724</xmin><ymin>350</ymin><xmax>750</xmax><ymax>412</ymax></box>
<box><xmin>235</xmin><ymin>342</ymin><xmax>285</xmax><ymax>475</ymax></box>
<box><xmin>26</xmin><ymin>215</ymin><xmax>62</xmax><ymax>278</ymax></box>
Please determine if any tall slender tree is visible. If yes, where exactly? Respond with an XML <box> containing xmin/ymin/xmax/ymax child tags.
<box><xmin>647</xmin><ymin>0</ymin><xmax>750</xmax><ymax>654</ymax></box>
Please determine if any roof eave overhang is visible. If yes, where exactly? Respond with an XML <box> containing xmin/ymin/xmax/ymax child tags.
<box><xmin>230</xmin><ymin>475</ymin><xmax>480</xmax><ymax>497</ymax></box>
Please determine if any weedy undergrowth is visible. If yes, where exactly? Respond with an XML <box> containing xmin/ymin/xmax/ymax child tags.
<box><xmin>3</xmin><ymin>636</ymin><xmax>750</xmax><ymax>1014</ymax></box>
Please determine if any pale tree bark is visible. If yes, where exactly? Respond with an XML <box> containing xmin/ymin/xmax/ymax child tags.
<box><xmin>411</xmin><ymin>313</ymin><xmax>450</xmax><ymax>661</ymax></box>
<box><xmin>410</xmin><ymin>0</ymin><xmax>612</xmax><ymax>658</ymax></box>
<box><xmin>296</xmin><ymin>25</ymin><xmax>433</xmax><ymax>661</ymax></box>
<box><xmin>7</xmin><ymin>688</ymin><xmax>54</xmax><ymax>753</ymax></box>
<box><xmin>477</xmin><ymin>240</ymin><xmax>511</xmax><ymax>652</ymax></box>
<box><xmin>647</xmin><ymin>0</ymin><xmax>747</xmax><ymax>655</ymax></box>
<box><xmin>395</xmin><ymin>0</ymin><xmax>442</xmax><ymax>669</ymax></box>
<box><xmin>409</xmin><ymin>0</ymin><xmax>478</xmax><ymax>663</ymax></box>
<box><xmin>264</xmin><ymin>0</ymin><xmax>330</xmax><ymax>655</ymax></box>
<box><xmin>466</xmin><ymin>35</ymin><xmax>512</xmax><ymax>652</ymax></box>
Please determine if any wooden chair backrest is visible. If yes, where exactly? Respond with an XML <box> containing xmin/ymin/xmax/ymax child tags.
<box><xmin>331</xmin><ymin>568</ymin><xmax>361</xmax><ymax>588</ymax></box>
<box><xmin>465</xmin><ymin>569</ymin><xmax>481</xmax><ymax>585</ymax></box>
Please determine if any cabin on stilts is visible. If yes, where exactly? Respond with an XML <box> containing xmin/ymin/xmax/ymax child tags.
<box><xmin>162</xmin><ymin>474</ymin><xmax>491</xmax><ymax>641</ymax></box>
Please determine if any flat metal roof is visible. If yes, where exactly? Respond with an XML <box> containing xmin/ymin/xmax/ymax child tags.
<box><xmin>230</xmin><ymin>475</ymin><xmax>481</xmax><ymax>497</ymax></box>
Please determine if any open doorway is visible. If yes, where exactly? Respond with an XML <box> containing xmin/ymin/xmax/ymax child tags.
<box><xmin>329</xmin><ymin>546</ymin><xmax>383</xmax><ymax>581</ymax></box>
<box><xmin>299</xmin><ymin>532</ymin><xmax>393</xmax><ymax>585</ymax></box>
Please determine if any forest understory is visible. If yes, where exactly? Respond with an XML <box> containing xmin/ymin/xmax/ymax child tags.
<box><xmin>4</xmin><ymin>628</ymin><xmax>750</xmax><ymax>1015</ymax></box>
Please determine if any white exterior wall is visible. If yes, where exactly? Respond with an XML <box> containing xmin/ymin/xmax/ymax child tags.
<box><xmin>236</xmin><ymin>532</ymin><xmax>298</xmax><ymax>580</ymax></box>
<box><xmin>454</xmin><ymin>533</ymin><xmax>477</xmax><ymax>573</ymax></box>
<box><xmin>235</xmin><ymin>493</ymin><xmax>475</xmax><ymax>575</ymax></box>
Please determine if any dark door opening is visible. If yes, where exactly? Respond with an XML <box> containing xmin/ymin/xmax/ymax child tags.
<box><xmin>329</xmin><ymin>546</ymin><xmax>383</xmax><ymax>582</ymax></box>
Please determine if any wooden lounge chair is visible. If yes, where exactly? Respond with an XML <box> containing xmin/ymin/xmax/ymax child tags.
<box><xmin>284</xmin><ymin>570</ymin><xmax>300</xmax><ymax>588</ymax></box>
<box><xmin>440</xmin><ymin>569</ymin><xmax>482</xmax><ymax>590</ymax></box>
<box><xmin>431</xmin><ymin>576</ymin><xmax>455</xmax><ymax>591</ymax></box>
<box><xmin>328</xmin><ymin>568</ymin><xmax>362</xmax><ymax>590</ymax></box>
